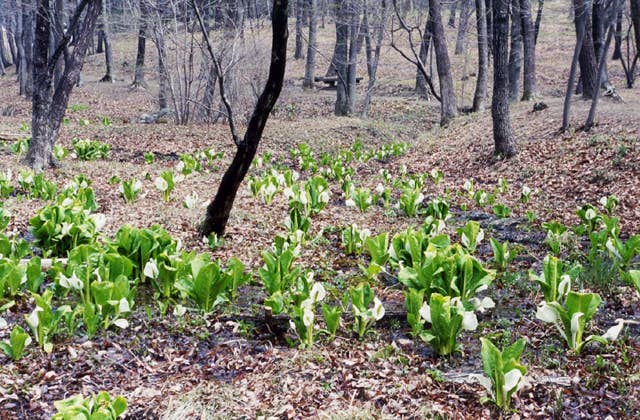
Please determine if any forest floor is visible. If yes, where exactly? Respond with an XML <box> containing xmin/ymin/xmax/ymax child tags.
<box><xmin>1</xmin><ymin>3</ymin><xmax>640</xmax><ymax>419</ymax></box>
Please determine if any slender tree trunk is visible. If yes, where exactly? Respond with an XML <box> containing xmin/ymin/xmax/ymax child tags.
<box><xmin>200</xmin><ymin>0</ymin><xmax>289</xmax><ymax>237</ymax></box>
<box><xmin>448</xmin><ymin>0</ymin><xmax>458</xmax><ymax>27</ymax></box>
<box><xmin>346</xmin><ymin>0</ymin><xmax>360</xmax><ymax>111</ymax></box>
<box><xmin>473</xmin><ymin>0</ymin><xmax>488</xmax><ymax>111</ymax></box>
<box><xmin>631</xmin><ymin>0</ymin><xmax>640</xmax><ymax>56</ymax></box>
<box><xmin>20</xmin><ymin>0</ymin><xmax>34</xmax><ymax>97</ymax></box>
<box><xmin>295</xmin><ymin>0</ymin><xmax>304</xmax><ymax>58</ymax></box>
<box><xmin>334</xmin><ymin>0</ymin><xmax>350</xmax><ymax>115</ymax></box>
<box><xmin>455</xmin><ymin>0</ymin><xmax>472</xmax><ymax>54</ymax></box>
<box><xmin>415</xmin><ymin>18</ymin><xmax>431</xmax><ymax>98</ymax></box>
<box><xmin>492</xmin><ymin>0</ymin><xmax>517</xmax><ymax>157</ymax></box>
<box><xmin>520</xmin><ymin>0</ymin><xmax>536</xmax><ymax>100</ymax></box>
<box><xmin>578</xmin><ymin>1</ymin><xmax>597</xmax><ymax>99</ymax></box>
<box><xmin>303</xmin><ymin>0</ymin><xmax>317</xmax><ymax>87</ymax></box>
<box><xmin>612</xmin><ymin>6</ymin><xmax>621</xmax><ymax>59</ymax></box>
<box><xmin>534</xmin><ymin>0</ymin><xmax>543</xmax><ymax>44</ymax></box>
<box><xmin>486</xmin><ymin>0</ymin><xmax>493</xmax><ymax>56</ymax></box>
<box><xmin>430</xmin><ymin>0</ymin><xmax>458</xmax><ymax>125</ymax></box>
<box><xmin>508</xmin><ymin>1</ymin><xmax>522</xmax><ymax>102</ymax></box>
<box><xmin>586</xmin><ymin>0</ymin><xmax>618</xmax><ymax>129</ymax></box>
<box><xmin>99</xmin><ymin>0</ymin><xmax>114</xmax><ymax>82</ymax></box>
<box><xmin>562</xmin><ymin>0</ymin><xmax>588</xmax><ymax>131</ymax></box>
<box><xmin>362</xmin><ymin>0</ymin><xmax>386</xmax><ymax>117</ymax></box>
<box><xmin>591</xmin><ymin>0</ymin><xmax>609</xmax><ymax>88</ymax></box>
<box><xmin>96</xmin><ymin>28</ymin><xmax>104</xmax><ymax>53</ymax></box>
<box><xmin>132</xmin><ymin>0</ymin><xmax>148</xmax><ymax>87</ymax></box>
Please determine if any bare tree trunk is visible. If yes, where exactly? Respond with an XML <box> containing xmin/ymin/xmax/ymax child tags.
<box><xmin>362</xmin><ymin>0</ymin><xmax>386</xmax><ymax>117</ymax></box>
<box><xmin>295</xmin><ymin>0</ymin><xmax>304</xmax><ymax>58</ymax></box>
<box><xmin>534</xmin><ymin>0</ymin><xmax>543</xmax><ymax>44</ymax></box>
<box><xmin>612</xmin><ymin>6</ymin><xmax>621</xmax><ymax>59</ymax></box>
<box><xmin>455</xmin><ymin>0</ymin><xmax>472</xmax><ymax>54</ymax></box>
<box><xmin>520</xmin><ymin>0</ymin><xmax>536</xmax><ymax>100</ymax></box>
<box><xmin>415</xmin><ymin>18</ymin><xmax>431</xmax><ymax>98</ymax></box>
<box><xmin>492</xmin><ymin>0</ymin><xmax>517</xmax><ymax>157</ymax></box>
<box><xmin>430</xmin><ymin>0</ymin><xmax>458</xmax><ymax>125</ymax></box>
<box><xmin>200</xmin><ymin>0</ymin><xmax>289</xmax><ymax>237</ymax></box>
<box><xmin>99</xmin><ymin>0</ymin><xmax>114</xmax><ymax>82</ymax></box>
<box><xmin>586</xmin><ymin>0</ymin><xmax>619</xmax><ymax>129</ymax></box>
<box><xmin>132</xmin><ymin>0</ymin><xmax>148</xmax><ymax>88</ymax></box>
<box><xmin>303</xmin><ymin>0</ymin><xmax>317</xmax><ymax>88</ymax></box>
<box><xmin>448</xmin><ymin>0</ymin><xmax>458</xmax><ymax>27</ymax></box>
<box><xmin>631</xmin><ymin>0</ymin><xmax>640</xmax><ymax>56</ymax></box>
<box><xmin>334</xmin><ymin>0</ymin><xmax>351</xmax><ymax>115</ymax></box>
<box><xmin>20</xmin><ymin>0</ymin><xmax>34</xmax><ymax>97</ymax></box>
<box><xmin>473</xmin><ymin>0</ymin><xmax>488</xmax><ymax>111</ymax></box>
<box><xmin>508</xmin><ymin>1</ymin><xmax>522</xmax><ymax>102</ymax></box>
<box><xmin>486</xmin><ymin>0</ymin><xmax>493</xmax><ymax>56</ymax></box>
<box><xmin>592</xmin><ymin>0</ymin><xmax>610</xmax><ymax>88</ymax></box>
<box><xmin>26</xmin><ymin>0</ymin><xmax>103</xmax><ymax>171</ymax></box>
<box><xmin>562</xmin><ymin>0</ymin><xmax>587</xmax><ymax>131</ymax></box>
<box><xmin>578</xmin><ymin>0</ymin><xmax>597</xmax><ymax>99</ymax></box>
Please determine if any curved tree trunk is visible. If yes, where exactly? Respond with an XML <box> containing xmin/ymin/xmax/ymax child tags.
<box><xmin>473</xmin><ymin>0</ymin><xmax>489</xmax><ymax>111</ymax></box>
<box><xmin>303</xmin><ymin>0</ymin><xmax>317</xmax><ymax>88</ymax></box>
<box><xmin>520</xmin><ymin>0</ymin><xmax>536</xmax><ymax>100</ymax></box>
<box><xmin>200</xmin><ymin>0</ymin><xmax>289</xmax><ymax>237</ymax></box>
<box><xmin>430</xmin><ymin>0</ymin><xmax>458</xmax><ymax>125</ymax></box>
<box><xmin>492</xmin><ymin>0</ymin><xmax>517</xmax><ymax>157</ymax></box>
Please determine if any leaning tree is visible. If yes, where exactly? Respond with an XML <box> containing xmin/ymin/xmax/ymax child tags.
<box><xmin>199</xmin><ymin>0</ymin><xmax>289</xmax><ymax>236</ymax></box>
<box><xmin>26</xmin><ymin>0</ymin><xmax>103</xmax><ymax>172</ymax></box>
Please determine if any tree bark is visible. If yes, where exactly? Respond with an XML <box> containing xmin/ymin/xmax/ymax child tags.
<box><xmin>200</xmin><ymin>0</ymin><xmax>289</xmax><ymax>237</ymax></box>
<box><xmin>26</xmin><ymin>0</ymin><xmax>103</xmax><ymax>171</ymax></box>
<box><xmin>520</xmin><ymin>0</ymin><xmax>536</xmax><ymax>100</ymax></box>
<box><xmin>473</xmin><ymin>0</ymin><xmax>489</xmax><ymax>111</ymax></box>
<box><xmin>562</xmin><ymin>0</ymin><xmax>588</xmax><ymax>131</ymax></box>
<box><xmin>303</xmin><ymin>0</ymin><xmax>317</xmax><ymax>88</ymax></box>
<box><xmin>578</xmin><ymin>0</ymin><xmax>597</xmax><ymax>99</ymax></box>
<box><xmin>430</xmin><ymin>0</ymin><xmax>458</xmax><ymax>125</ymax></box>
<box><xmin>294</xmin><ymin>0</ymin><xmax>304</xmax><ymax>59</ymax></box>
<box><xmin>455</xmin><ymin>0</ymin><xmax>472</xmax><ymax>54</ymax></box>
<box><xmin>415</xmin><ymin>18</ymin><xmax>431</xmax><ymax>98</ymax></box>
<box><xmin>631</xmin><ymin>0</ymin><xmax>640</xmax><ymax>57</ymax></box>
<box><xmin>99</xmin><ymin>0</ymin><xmax>114</xmax><ymax>82</ymax></box>
<box><xmin>508</xmin><ymin>1</ymin><xmax>522</xmax><ymax>102</ymax></box>
<box><xmin>448</xmin><ymin>0</ymin><xmax>458</xmax><ymax>27</ymax></box>
<box><xmin>334</xmin><ymin>0</ymin><xmax>351</xmax><ymax>115</ymax></box>
<box><xmin>492</xmin><ymin>0</ymin><xmax>517</xmax><ymax>157</ymax></box>
<box><xmin>591</xmin><ymin>0</ymin><xmax>610</xmax><ymax>88</ymax></box>
<box><xmin>20</xmin><ymin>0</ymin><xmax>34</xmax><ymax>97</ymax></box>
<box><xmin>611</xmin><ymin>6</ymin><xmax>621</xmax><ymax>59</ymax></box>
<box><xmin>534</xmin><ymin>0</ymin><xmax>543</xmax><ymax>44</ymax></box>
<box><xmin>362</xmin><ymin>0</ymin><xmax>386</xmax><ymax>117</ymax></box>
<box><xmin>132</xmin><ymin>0</ymin><xmax>148</xmax><ymax>88</ymax></box>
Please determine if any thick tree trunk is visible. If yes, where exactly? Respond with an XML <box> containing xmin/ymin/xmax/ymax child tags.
<box><xmin>473</xmin><ymin>0</ymin><xmax>489</xmax><ymax>111</ymax></box>
<box><xmin>26</xmin><ymin>0</ymin><xmax>102</xmax><ymax>171</ymax></box>
<box><xmin>52</xmin><ymin>0</ymin><xmax>65</xmax><ymax>86</ymax></box>
<box><xmin>591</xmin><ymin>0</ymin><xmax>609</xmax><ymax>88</ymax></box>
<box><xmin>520</xmin><ymin>0</ymin><xmax>536</xmax><ymax>100</ymax></box>
<box><xmin>132</xmin><ymin>0</ymin><xmax>148</xmax><ymax>88</ymax></box>
<box><xmin>455</xmin><ymin>0</ymin><xmax>472</xmax><ymax>54</ymax></box>
<box><xmin>578</xmin><ymin>1</ymin><xmax>597</xmax><ymax>99</ymax></box>
<box><xmin>303</xmin><ymin>0</ymin><xmax>317</xmax><ymax>88</ymax></box>
<box><xmin>99</xmin><ymin>0</ymin><xmax>114</xmax><ymax>82</ymax></box>
<box><xmin>492</xmin><ymin>0</ymin><xmax>517</xmax><ymax>157</ymax></box>
<box><xmin>430</xmin><ymin>0</ymin><xmax>458</xmax><ymax>125</ymax></box>
<box><xmin>508</xmin><ymin>1</ymin><xmax>522</xmax><ymax>102</ymax></box>
<box><xmin>200</xmin><ymin>0</ymin><xmax>289</xmax><ymax>237</ymax></box>
<box><xmin>294</xmin><ymin>0</ymin><xmax>304</xmax><ymax>59</ymax></box>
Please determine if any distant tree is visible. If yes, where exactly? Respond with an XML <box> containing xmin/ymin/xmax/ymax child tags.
<box><xmin>26</xmin><ymin>0</ymin><xmax>103</xmax><ymax>171</ymax></box>
<box><xmin>132</xmin><ymin>0</ymin><xmax>149</xmax><ymax>88</ymax></box>
<box><xmin>361</xmin><ymin>0</ymin><xmax>387</xmax><ymax>117</ymax></box>
<box><xmin>578</xmin><ymin>1</ymin><xmax>598</xmax><ymax>99</ymax></box>
<box><xmin>295</xmin><ymin>0</ymin><xmax>304</xmax><ymax>59</ymax></box>
<box><xmin>199</xmin><ymin>0</ymin><xmax>289</xmax><ymax>236</ymax></box>
<box><xmin>534</xmin><ymin>0</ymin><xmax>544</xmax><ymax>44</ymax></box>
<box><xmin>98</xmin><ymin>0</ymin><xmax>114</xmax><ymax>82</ymax></box>
<box><xmin>520</xmin><ymin>0</ymin><xmax>537</xmax><ymax>100</ymax></box>
<box><xmin>492</xmin><ymin>0</ymin><xmax>517</xmax><ymax>157</ymax></box>
<box><xmin>18</xmin><ymin>0</ymin><xmax>34</xmax><ymax>97</ymax></box>
<box><xmin>303</xmin><ymin>0</ymin><xmax>317</xmax><ymax>88</ymax></box>
<box><xmin>563</xmin><ymin>0</ymin><xmax>589</xmax><ymax>130</ymax></box>
<box><xmin>334</xmin><ymin>0</ymin><xmax>360</xmax><ymax>116</ymax></box>
<box><xmin>455</xmin><ymin>0</ymin><xmax>472</xmax><ymax>54</ymax></box>
<box><xmin>473</xmin><ymin>0</ymin><xmax>489</xmax><ymax>111</ymax></box>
